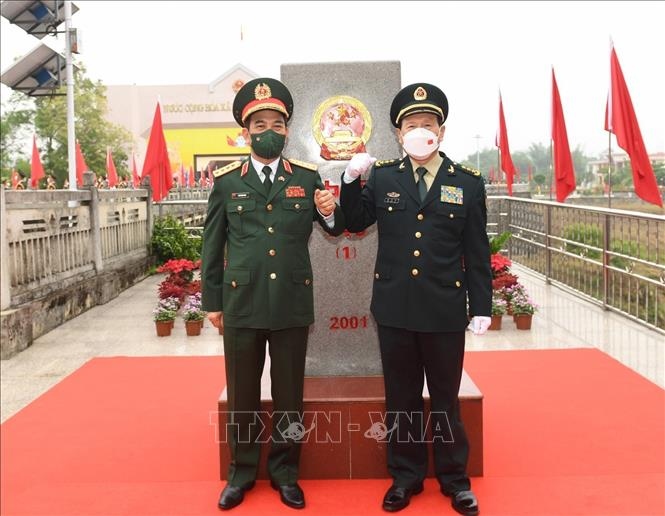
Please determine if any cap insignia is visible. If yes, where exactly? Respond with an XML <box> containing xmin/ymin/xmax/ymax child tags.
<box><xmin>254</xmin><ymin>82</ymin><xmax>272</xmax><ymax>100</ymax></box>
<box><xmin>414</xmin><ymin>87</ymin><xmax>427</xmax><ymax>101</ymax></box>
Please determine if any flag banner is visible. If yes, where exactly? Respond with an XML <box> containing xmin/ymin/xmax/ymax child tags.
<box><xmin>551</xmin><ymin>69</ymin><xmax>576</xmax><ymax>202</ymax></box>
<box><xmin>75</xmin><ymin>141</ymin><xmax>88</xmax><ymax>187</ymax></box>
<box><xmin>11</xmin><ymin>169</ymin><xmax>21</xmax><ymax>189</ymax></box>
<box><xmin>106</xmin><ymin>148</ymin><xmax>118</xmax><ymax>188</ymax></box>
<box><xmin>605</xmin><ymin>46</ymin><xmax>662</xmax><ymax>207</ymax></box>
<box><xmin>496</xmin><ymin>94</ymin><xmax>517</xmax><ymax>195</ymax></box>
<box><xmin>30</xmin><ymin>135</ymin><xmax>45</xmax><ymax>188</ymax></box>
<box><xmin>131</xmin><ymin>153</ymin><xmax>140</xmax><ymax>188</ymax></box>
<box><xmin>142</xmin><ymin>102</ymin><xmax>173</xmax><ymax>202</ymax></box>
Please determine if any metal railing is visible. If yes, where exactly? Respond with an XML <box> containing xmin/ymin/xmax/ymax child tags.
<box><xmin>0</xmin><ymin>175</ymin><xmax>151</xmax><ymax>309</ymax></box>
<box><xmin>3</xmin><ymin>182</ymin><xmax>663</xmax><ymax>331</ymax></box>
<box><xmin>488</xmin><ymin>197</ymin><xmax>665</xmax><ymax>332</ymax></box>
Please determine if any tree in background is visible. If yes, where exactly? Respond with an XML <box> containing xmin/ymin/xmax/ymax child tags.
<box><xmin>1</xmin><ymin>65</ymin><xmax>132</xmax><ymax>187</ymax></box>
<box><xmin>462</xmin><ymin>141</ymin><xmax>590</xmax><ymax>193</ymax></box>
<box><xmin>0</xmin><ymin>95</ymin><xmax>33</xmax><ymax>182</ymax></box>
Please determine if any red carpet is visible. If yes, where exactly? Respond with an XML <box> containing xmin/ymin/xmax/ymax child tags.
<box><xmin>1</xmin><ymin>350</ymin><xmax>663</xmax><ymax>515</ymax></box>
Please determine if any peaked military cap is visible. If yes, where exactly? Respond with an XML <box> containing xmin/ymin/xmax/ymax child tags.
<box><xmin>390</xmin><ymin>83</ymin><xmax>448</xmax><ymax>127</ymax></box>
<box><xmin>232</xmin><ymin>77</ymin><xmax>294</xmax><ymax>127</ymax></box>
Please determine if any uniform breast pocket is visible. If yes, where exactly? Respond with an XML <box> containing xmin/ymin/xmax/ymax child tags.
<box><xmin>435</xmin><ymin>204</ymin><xmax>466</xmax><ymax>234</ymax></box>
<box><xmin>281</xmin><ymin>198</ymin><xmax>312</xmax><ymax>234</ymax></box>
<box><xmin>226</xmin><ymin>199</ymin><xmax>258</xmax><ymax>235</ymax></box>
<box><xmin>376</xmin><ymin>199</ymin><xmax>406</xmax><ymax>233</ymax></box>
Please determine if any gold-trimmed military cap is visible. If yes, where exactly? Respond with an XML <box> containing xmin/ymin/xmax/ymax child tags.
<box><xmin>232</xmin><ymin>78</ymin><xmax>294</xmax><ymax>127</ymax></box>
<box><xmin>390</xmin><ymin>83</ymin><xmax>448</xmax><ymax>127</ymax></box>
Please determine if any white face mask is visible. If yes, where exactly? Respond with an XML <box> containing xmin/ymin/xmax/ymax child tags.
<box><xmin>401</xmin><ymin>127</ymin><xmax>440</xmax><ymax>160</ymax></box>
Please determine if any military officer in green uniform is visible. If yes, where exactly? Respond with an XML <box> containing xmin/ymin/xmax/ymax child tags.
<box><xmin>202</xmin><ymin>78</ymin><xmax>345</xmax><ymax>511</ymax></box>
<box><xmin>340</xmin><ymin>83</ymin><xmax>492</xmax><ymax>515</ymax></box>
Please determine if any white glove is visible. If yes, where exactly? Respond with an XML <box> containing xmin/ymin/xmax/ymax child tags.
<box><xmin>345</xmin><ymin>153</ymin><xmax>377</xmax><ymax>180</ymax></box>
<box><xmin>470</xmin><ymin>316</ymin><xmax>492</xmax><ymax>335</ymax></box>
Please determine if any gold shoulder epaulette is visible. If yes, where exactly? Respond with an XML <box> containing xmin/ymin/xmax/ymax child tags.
<box><xmin>286</xmin><ymin>158</ymin><xmax>317</xmax><ymax>171</ymax></box>
<box><xmin>213</xmin><ymin>161</ymin><xmax>242</xmax><ymax>178</ymax></box>
<box><xmin>375</xmin><ymin>159</ymin><xmax>399</xmax><ymax>168</ymax></box>
<box><xmin>458</xmin><ymin>163</ymin><xmax>481</xmax><ymax>177</ymax></box>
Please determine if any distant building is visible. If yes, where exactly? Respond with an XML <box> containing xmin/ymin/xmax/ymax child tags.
<box><xmin>104</xmin><ymin>64</ymin><xmax>257</xmax><ymax>180</ymax></box>
<box><xmin>586</xmin><ymin>151</ymin><xmax>665</xmax><ymax>187</ymax></box>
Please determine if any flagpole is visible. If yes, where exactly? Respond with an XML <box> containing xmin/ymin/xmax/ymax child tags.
<box><xmin>607</xmin><ymin>133</ymin><xmax>612</xmax><ymax>209</ymax></box>
<box><xmin>496</xmin><ymin>148</ymin><xmax>500</xmax><ymax>190</ymax></box>
<box><xmin>549</xmin><ymin>141</ymin><xmax>553</xmax><ymax>201</ymax></box>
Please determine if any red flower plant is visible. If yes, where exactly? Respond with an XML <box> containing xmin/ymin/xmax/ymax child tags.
<box><xmin>158</xmin><ymin>278</ymin><xmax>187</xmax><ymax>301</ymax></box>
<box><xmin>490</xmin><ymin>253</ymin><xmax>512</xmax><ymax>276</ymax></box>
<box><xmin>157</xmin><ymin>258</ymin><xmax>200</xmax><ymax>275</ymax></box>
<box><xmin>492</xmin><ymin>272</ymin><xmax>519</xmax><ymax>291</ymax></box>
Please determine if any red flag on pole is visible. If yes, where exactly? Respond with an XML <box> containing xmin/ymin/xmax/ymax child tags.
<box><xmin>131</xmin><ymin>153</ymin><xmax>140</xmax><ymax>187</ymax></box>
<box><xmin>142</xmin><ymin>102</ymin><xmax>172</xmax><ymax>202</ymax></box>
<box><xmin>11</xmin><ymin>169</ymin><xmax>21</xmax><ymax>189</ymax></box>
<box><xmin>75</xmin><ymin>140</ymin><xmax>88</xmax><ymax>187</ymax></box>
<box><xmin>188</xmin><ymin>165</ymin><xmax>195</xmax><ymax>188</ymax></box>
<box><xmin>106</xmin><ymin>147</ymin><xmax>118</xmax><ymax>188</ymax></box>
<box><xmin>495</xmin><ymin>93</ymin><xmax>516</xmax><ymax>195</ymax></box>
<box><xmin>30</xmin><ymin>135</ymin><xmax>45</xmax><ymax>188</ymax></box>
<box><xmin>604</xmin><ymin>45</ymin><xmax>662</xmax><ymax>207</ymax></box>
<box><xmin>207</xmin><ymin>162</ymin><xmax>213</xmax><ymax>188</ymax></box>
<box><xmin>551</xmin><ymin>68</ymin><xmax>576</xmax><ymax>203</ymax></box>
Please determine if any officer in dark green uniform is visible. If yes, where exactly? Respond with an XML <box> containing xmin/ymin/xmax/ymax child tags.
<box><xmin>202</xmin><ymin>77</ymin><xmax>345</xmax><ymax>511</ymax></box>
<box><xmin>340</xmin><ymin>84</ymin><xmax>492</xmax><ymax>515</ymax></box>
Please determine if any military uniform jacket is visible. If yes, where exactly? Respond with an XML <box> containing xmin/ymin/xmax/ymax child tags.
<box><xmin>201</xmin><ymin>157</ymin><xmax>345</xmax><ymax>330</ymax></box>
<box><xmin>340</xmin><ymin>152</ymin><xmax>492</xmax><ymax>332</ymax></box>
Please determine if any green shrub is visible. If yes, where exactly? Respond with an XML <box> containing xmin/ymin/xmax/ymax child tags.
<box><xmin>151</xmin><ymin>215</ymin><xmax>201</xmax><ymax>265</ymax></box>
<box><xmin>489</xmin><ymin>231</ymin><xmax>512</xmax><ymax>255</ymax></box>
<box><xmin>563</xmin><ymin>223</ymin><xmax>602</xmax><ymax>259</ymax></box>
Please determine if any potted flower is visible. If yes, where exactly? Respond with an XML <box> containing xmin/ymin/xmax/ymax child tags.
<box><xmin>489</xmin><ymin>295</ymin><xmax>507</xmax><ymax>330</ymax></box>
<box><xmin>153</xmin><ymin>301</ymin><xmax>177</xmax><ymax>337</ymax></box>
<box><xmin>157</xmin><ymin>258</ymin><xmax>201</xmax><ymax>283</ymax></box>
<box><xmin>510</xmin><ymin>289</ymin><xmax>538</xmax><ymax>330</ymax></box>
<box><xmin>182</xmin><ymin>293</ymin><xmax>205</xmax><ymax>336</ymax></box>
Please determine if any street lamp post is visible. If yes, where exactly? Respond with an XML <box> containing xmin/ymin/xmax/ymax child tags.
<box><xmin>473</xmin><ymin>134</ymin><xmax>482</xmax><ymax>172</ymax></box>
<box><xmin>64</xmin><ymin>1</ymin><xmax>76</xmax><ymax>191</ymax></box>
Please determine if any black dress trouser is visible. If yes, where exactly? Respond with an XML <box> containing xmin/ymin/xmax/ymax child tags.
<box><xmin>377</xmin><ymin>325</ymin><xmax>471</xmax><ymax>494</ymax></box>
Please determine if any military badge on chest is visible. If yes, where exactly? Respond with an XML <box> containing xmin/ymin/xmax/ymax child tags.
<box><xmin>384</xmin><ymin>191</ymin><xmax>401</xmax><ymax>204</ymax></box>
<box><xmin>285</xmin><ymin>186</ymin><xmax>306</xmax><ymax>198</ymax></box>
<box><xmin>441</xmin><ymin>185</ymin><xmax>463</xmax><ymax>205</ymax></box>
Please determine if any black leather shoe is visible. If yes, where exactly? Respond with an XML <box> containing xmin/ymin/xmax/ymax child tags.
<box><xmin>443</xmin><ymin>489</ymin><xmax>479</xmax><ymax>516</ymax></box>
<box><xmin>217</xmin><ymin>481</ymin><xmax>255</xmax><ymax>510</ymax></box>
<box><xmin>270</xmin><ymin>481</ymin><xmax>305</xmax><ymax>509</ymax></box>
<box><xmin>382</xmin><ymin>483</ymin><xmax>424</xmax><ymax>512</ymax></box>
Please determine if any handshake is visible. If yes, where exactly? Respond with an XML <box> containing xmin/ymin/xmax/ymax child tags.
<box><xmin>344</xmin><ymin>153</ymin><xmax>377</xmax><ymax>180</ymax></box>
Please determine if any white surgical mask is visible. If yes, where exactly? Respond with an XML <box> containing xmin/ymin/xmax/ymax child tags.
<box><xmin>401</xmin><ymin>127</ymin><xmax>440</xmax><ymax>160</ymax></box>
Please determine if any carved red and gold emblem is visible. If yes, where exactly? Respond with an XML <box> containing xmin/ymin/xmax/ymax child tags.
<box><xmin>311</xmin><ymin>96</ymin><xmax>373</xmax><ymax>161</ymax></box>
<box><xmin>232</xmin><ymin>79</ymin><xmax>245</xmax><ymax>93</ymax></box>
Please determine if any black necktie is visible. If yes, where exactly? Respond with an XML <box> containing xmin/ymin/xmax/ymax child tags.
<box><xmin>262</xmin><ymin>165</ymin><xmax>272</xmax><ymax>194</ymax></box>
<box><xmin>416</xmin><ymin>167</ymin><xmax>428</xmax><ymax>202</ymax></box>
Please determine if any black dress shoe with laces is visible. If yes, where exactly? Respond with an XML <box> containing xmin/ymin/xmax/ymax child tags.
<box><xmin>270</xmin><ymin>481</ymin><xmax>305</xmax><ymax>509</ymax></box>
<box><xmin>217</xmin><ymin>481</ymin><xmax>255</xmax><ymax>510</ymax></box>
<box><xmin>382</xmin><ymin>483</ymin><xmax>424</xmax><ymax>512</ymax></box>
<box><xmin>443</xmin><ymin>489</ymin><xmax>479</xmax><ymax>516</ymax></box>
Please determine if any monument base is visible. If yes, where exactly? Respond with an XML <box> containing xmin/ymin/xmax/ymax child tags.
<box><xmin>217</xmin><ymin>372</ymin><xmax>483</xmax><ymax>479</ymax></box>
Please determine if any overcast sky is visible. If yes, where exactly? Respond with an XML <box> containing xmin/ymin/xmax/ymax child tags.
<box><xmin>2</xmin><ymin>0</ymin><xmax>664</xmax><ymax>161</ymax></box>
